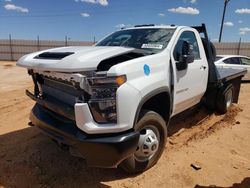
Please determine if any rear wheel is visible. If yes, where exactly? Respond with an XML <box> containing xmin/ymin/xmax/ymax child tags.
<box><xmin>120</xmin><ymin>110</ymin><xmax>167</xmax><ymax>174</ymax></box>
<box><xmin>216</xmin><ymin>84</ymin><xmax>234</xmax><ymax>114</ymax></box>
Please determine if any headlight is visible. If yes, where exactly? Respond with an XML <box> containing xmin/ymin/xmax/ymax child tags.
<box><xmin>92</xmin><ymin>87</ymin><xmax>117</xmax><ymax>99</ymax></box>
<box><xmin>87</xmin><ymin>75</ymin><xmax>126</xmax><ymax>124</ymax></box>
<box><xmin>88</xmin><ymin>99</ymin><xmax>117</xmax><ymax>123</ymax></box>
<box><xmin>88</xmin><ymin>75</ymin><xmax>126</xmax><ymax>86</ymax></box>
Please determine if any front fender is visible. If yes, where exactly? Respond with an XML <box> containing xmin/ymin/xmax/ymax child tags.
<box><xmin>116</xmin><ymin>83</ymin><xmax>142</xmax><ymax>130</ymax></box>
<box><xmin>133</xmin><ymin>87</ymin><xmax>172</xmax><ymax>126</ymax></box>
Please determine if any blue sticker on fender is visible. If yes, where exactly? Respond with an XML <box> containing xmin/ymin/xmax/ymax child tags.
<box><xmin>144</xmin><ymin>64</ymin><xmax>150</xmax><ymax>76</ymax></box>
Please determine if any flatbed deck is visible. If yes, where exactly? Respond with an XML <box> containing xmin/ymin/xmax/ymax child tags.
<box><xmin>216</xmin><ymin>67</ymin><xmax>247</xmax><ymax>83</ymax></box>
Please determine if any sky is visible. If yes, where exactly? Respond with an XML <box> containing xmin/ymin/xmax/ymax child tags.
<box><xmin>0</xmin><ymin>0</ymin><xmax>250</xmax><ymax>42</ymax></box>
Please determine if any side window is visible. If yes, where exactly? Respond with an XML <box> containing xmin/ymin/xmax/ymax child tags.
<box><xmin>241</xmin><ymin>58</ymin><xmax>250</xmax><ymax>65</ymax></box>
<box><xmin>173</xmin><ymin>31</ymin><xmax>200</xmax><ymax>61</ymax></box>
<box><xmin>224</xmin><ymin>57</ymin><xmax>240</xmax><ymax>65</ymax></box>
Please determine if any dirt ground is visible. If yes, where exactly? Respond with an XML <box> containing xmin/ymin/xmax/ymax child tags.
<box><xmin>0</xmin><ymin>61</ymin><xmax>250</xmax><ymax>188</ymax></box>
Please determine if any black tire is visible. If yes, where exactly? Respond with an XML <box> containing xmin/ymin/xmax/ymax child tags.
<box><xmin>216</xmin><ymin>84</ymin><xmax>234</xmax><ymax>114</ymax></box>
<box><xmin>120</xmin><ymin>110</ymin><xmax>167</xmax><ymax>174</ymax></box>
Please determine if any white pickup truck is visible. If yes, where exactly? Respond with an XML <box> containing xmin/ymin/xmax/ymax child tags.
<box><xmin>17</xmin><ymin>24</ymin><xmax>246</xmax><ymax>173</ymax></box>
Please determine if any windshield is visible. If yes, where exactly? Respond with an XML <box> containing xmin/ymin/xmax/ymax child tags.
<box><xmin>96</xmin><ymin>28</ymin><xmax>175</xmax><ymax>53</ymax></box>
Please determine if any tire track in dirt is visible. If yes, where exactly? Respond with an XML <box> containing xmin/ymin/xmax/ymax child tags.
<box><xmin>167</xmin><ymin>105</ymin><xmax>242</xmax><ymax>150</ymax></box>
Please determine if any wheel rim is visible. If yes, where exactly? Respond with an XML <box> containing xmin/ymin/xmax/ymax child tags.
<box><xmin>226</xmin><ymin>89</ymin><xmax>233</xmax><ymax>108</ymax></box>
<box><xmin>134</xmin><ymin>125</ymin><xmax>160</xmax><ymax>162</ymax></box>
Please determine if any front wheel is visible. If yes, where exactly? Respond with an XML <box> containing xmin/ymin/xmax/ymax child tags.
<box><xmin>120</xmin><ymin>110</ymin><xmax>167</xmax><ymax>174</ymax></box>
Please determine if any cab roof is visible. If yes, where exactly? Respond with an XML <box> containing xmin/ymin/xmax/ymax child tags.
<box><xmin>121</xmin><ymin>24</ymin><xmax>179</xmax><ymax>30</ymax></box>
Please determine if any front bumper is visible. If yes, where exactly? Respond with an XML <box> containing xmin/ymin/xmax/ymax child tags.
<box><xmin>30</xmin><ymin>103</ymin><xmax>139</xmax><ymax>168</ymax></box>
<box><xmin>26</xmin><ymin>89</ymin><xmax>131</xmax><ymax>134</ymax></box>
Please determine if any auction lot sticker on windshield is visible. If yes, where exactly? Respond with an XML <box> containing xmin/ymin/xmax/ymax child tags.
<box><xmin>141</xmin><ymin>44</ymin><xmax>163</xmax><ymax>49</ymax></box>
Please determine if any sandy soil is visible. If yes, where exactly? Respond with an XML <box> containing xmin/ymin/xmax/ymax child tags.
<box><xmin>0</xmin><ymin>61</ymin><xmax>250</xmax><ymax>188</ymax></box>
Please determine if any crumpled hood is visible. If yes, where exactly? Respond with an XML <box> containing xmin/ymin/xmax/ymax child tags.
<box><xmin>17</xmin><ymin>46</ymin><xmax>135</xmax><ymax>72</ymax></box>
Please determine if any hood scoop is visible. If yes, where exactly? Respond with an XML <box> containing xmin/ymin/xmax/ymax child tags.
<box><xmin>97</xmin><ymin>51</ymin><xmax>146</xmax><ymax>71</ymax></box>
<box><xmin>34</xmin><ymin>52</ymin><xmax>74</xmax><ymax>60</ymax></box>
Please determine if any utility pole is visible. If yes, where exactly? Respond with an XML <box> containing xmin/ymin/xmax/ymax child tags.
<box><xmin>37</xmin><ymin>35</ymin><xmax>40</xmax><ymax>51</ymax></box>
<box><xmin>237</xmin><ymin>37</ymin><xmax>241</xmax><ymax>55</ymax></box>
<box><xmin>219</xmin><ymin>0</ymin><xmax>230</xmax><ymax>43</ymax></box>
<box><xmin>9</xmin><ymin>34</ymin><xmax>13</xmax><ymax>61</ymax></box>
<box><xmin>65</xmin><ymin>36</ymin><xmax>68</xmax><ymax>46</ymax></box>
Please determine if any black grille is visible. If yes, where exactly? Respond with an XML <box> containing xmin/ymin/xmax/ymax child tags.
<box><xmin>41</xmin><ymin>77</ymin><xmax>84</xmax><ymax>107</ymax></box>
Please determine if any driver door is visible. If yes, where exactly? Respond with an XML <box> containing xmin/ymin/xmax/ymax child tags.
<box><xmin>171</xmin><ymin>29</ymin><xmax>208</xmax><ymax>115</ymax></box>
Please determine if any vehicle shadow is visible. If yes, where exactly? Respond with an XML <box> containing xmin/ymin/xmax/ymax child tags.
<box><xmin>0</xmin><ymin>105</ymin><xmax>236</xmax><ymax>188</ymax></box>
<box><xmin>194</xmin><ymin>177</ymin><xmax>250</xmax><ymax>188</ymax></box>
<box><xmin>0</xmin><ymin>126</ymin><xmax>133</xmax><ymax>188</ymax></box>
<box><xmin>168</xmin><ymin>105</ymin><xmax>213</xmax><ymax>137</ymax></box>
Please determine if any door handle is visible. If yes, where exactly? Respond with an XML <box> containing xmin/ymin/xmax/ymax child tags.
<box><xmin>200</xmin><ymin>66</ymin><xmax>207</xmax><ymax>70</ymax></box>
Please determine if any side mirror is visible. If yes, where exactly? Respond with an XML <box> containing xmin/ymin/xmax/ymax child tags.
<box><xmin>176</xmin><ymin>41</ymin><xmax>194</xmax><ymax>71</ymax></box>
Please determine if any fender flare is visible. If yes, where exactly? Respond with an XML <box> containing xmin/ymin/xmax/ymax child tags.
<box><xmin>133</xmin><ymin>86</ymin><xmax>172</xmax><ymax>127</ymax></box>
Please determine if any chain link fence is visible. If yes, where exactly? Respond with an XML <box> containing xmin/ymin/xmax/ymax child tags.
<box><xmin>0</xmin><ymin>38</ymin><xmax>249</xmax><ymax>61</ymax></box>
<box><xmin>213</xmin><ymin>42</ymin><xmax>250</xmax><ymax>57</ymax></box>
<box><xmin>0</xmin><ymin>37</ymin><xmax>94</xmax><ymax>61</ymax></box>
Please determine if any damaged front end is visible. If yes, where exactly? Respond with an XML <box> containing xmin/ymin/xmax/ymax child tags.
<box><xmin>27</xmin><ymin>69</ymin><xmax>126</xmax><ymax>125</ymax></box>
<box><xmin>25</xmin><ymin>69</ymin><xmax>140</xmax><ymax>168</ymax></box>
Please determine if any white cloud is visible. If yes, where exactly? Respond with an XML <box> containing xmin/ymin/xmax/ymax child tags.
<box><xmin>224</xmin><ymin>21</ymin><xmax>234</xmax><ymax>27</ymax></box>
<box><xmin>77</xmin><ymin>0</ymin><xmax>108</xmax><ymax>6</ymax></box>
<box><xmin>80</xmin><ymin>12</ymin><xmax>90</xmax><ymax>17</ymax></box>
<box><xmin>115</xmin><ymin>24</ymin><xmax>132</xmax><ymax>28</ymax></box>
<box><xmin>116</xmin><ymin>24</ymin><xmax>126</xmax><ymax>28</ymax></box>
<box><xmin>239</xmin><ymin>27</ymin><xmax>250</xmax><ymax>35</ymax></box>
<box><xmin>190</xmin><ymin>0</ymin><xmax>197</xmax><ymax>4</ymax></box>
<box><xmin>81</xmin><ymin>0</ymin><xmax>96</xmax><ymax>3</ymax></box>
<box><xmin>238</xmin><ymin>20</ymin><xmax>243</xmax><ymax>24</ymax></box>
<box><xmin>158</xmin><ymin>13</ymin><xmax>165</xmax><ymax>17</ymax></box>
<box><xmin>4</xmin><ymin>4</ymin><xmax>28</xmax><ymax>13</ymax></box>
<box><xmin>98</xmin><ymin>0</ymin><xmax>108</xmax><ymax>6</ymax></box>
<box><xmin>5</xmin><ymin>0</ymin><xmax>12</xmax><ymax>2</ymax></box>
<box><xmin>235</xmin><ymin>8</ymin><xmax>250</xmax><ymax>14</ymax></box>
<box><xmin>168</xmin><ymin>7</ymin><xmax>199</xmax><ymax>15</ymax></box>
<box><xmin>212</xmin><ymin>38</ymin><xmax>219</xmax><ymax>42</ymax></box>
